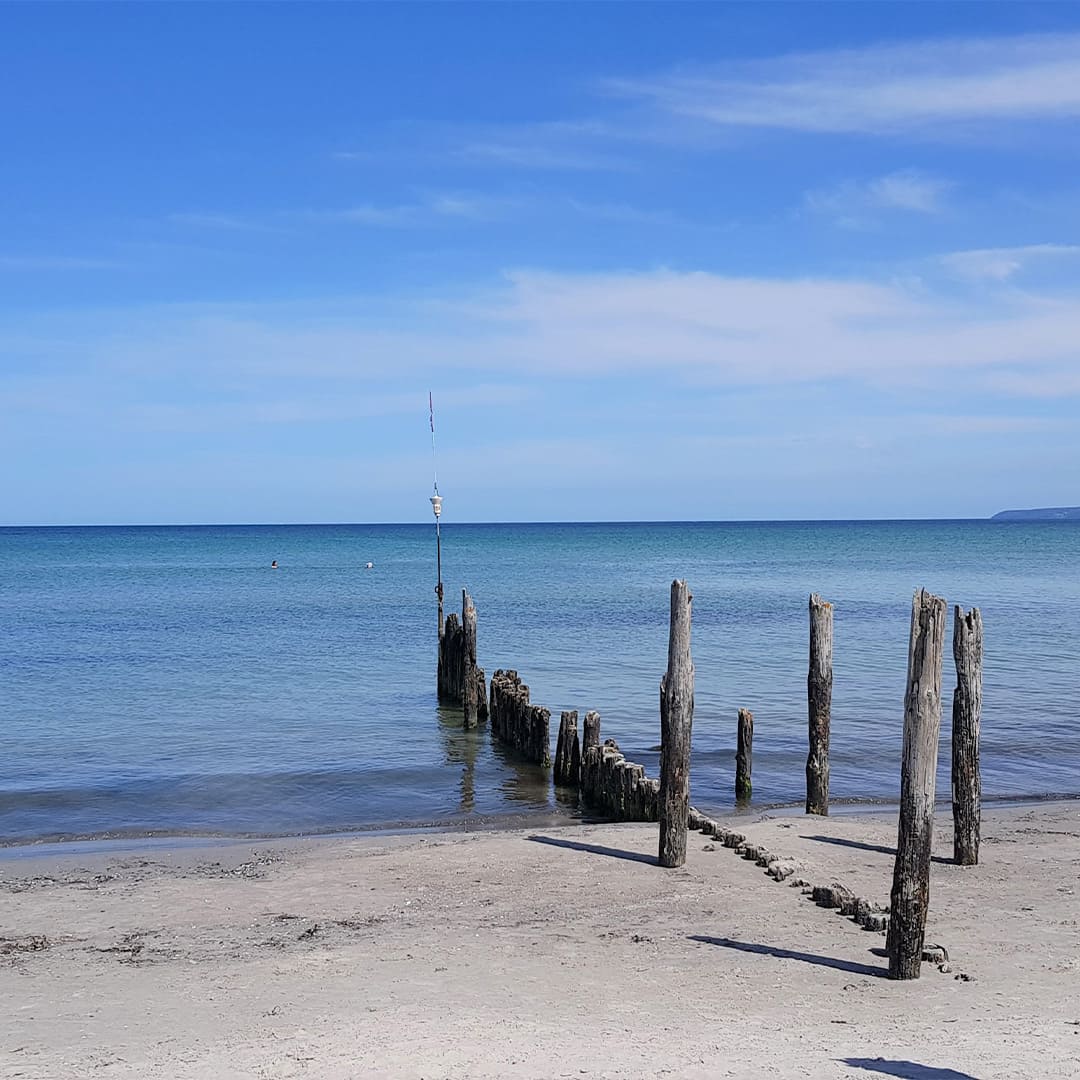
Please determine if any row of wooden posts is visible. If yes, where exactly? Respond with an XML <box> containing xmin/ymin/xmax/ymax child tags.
<box><xmin>436</xmin><ymin>581</ymin><xmax>984</xmax><ymax>981</ymax></box>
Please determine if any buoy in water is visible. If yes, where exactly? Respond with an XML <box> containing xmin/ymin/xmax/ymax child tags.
<box><xmin>365</xmin><ymin>562</ymin><xmax>374</xmax><ymax>569</ymax></box>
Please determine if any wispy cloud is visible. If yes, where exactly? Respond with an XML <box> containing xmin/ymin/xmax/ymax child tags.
<box><xmin>805</xmin><ymin>170</ymin><xmax>952</xmax><ymax>227</ymax></box>
<box><xmin>167</xmin><ymin>193</ymin><xmax>516</xmax><ymax>233</ymax></box>
<box><xmin>906</xmin><ymin>412</ymin><xmax>1064</xmax><ymax>435</ymax></box>
<box><xmin>606</xmin><ymin>33</ymin><xmax>1080</xmax><ymax>136</ymax></box>
<box><xmin>983</xmin><ymin>368</ymin><xmax>1080</xmax><ymax>397</ymax></box>
<box><xmin>459</xmin><ymin>140</ymin><xmax>628</xmax><ymax>171</ymax></box>
<box><xmin>323</xmin><ymin>204</ymin><xmax>422</xmax><ymax>226</ymax></box>
<box><xmin>18</xmin><ymin>265</ymin><xmax>1080</xmax><ymax>400</ymax></box>
<box><xmin>167</xmin><ymin>212</ymin><xmax>271</xmax><ymax>231</ymax></box>
<box><xmin>565</xmin><ymin>199</ymin><xmax>684</xmax><ymax>227</ymax></box>
<box><xmin>309</xmin><ymin>192</ymin><xmax>514</xmax><ymax>227</ymax></box>
<box><xmin>456</xmin><ymin>120</ymin><xmax>633</xmax><ymax>171</ymax></box>
<box><xmin>938</xmin><ymin>243</ymin><xmax>1080</xmax><ymax>281</ymax></box>
<box><xmin>6</xmin><ymin>266</ymin><xmax>1077</xmax><ymax>522</ymax></box>
<box><xmin>122</xmin><ymin>384</ymin><xmax>532</xmax><ymax>433</ymax></box>
<box><xmin>0</xmin><ymin>254</ymin><xmax>123</xmax><ymax>271</ymax></box>
<box><xmin>427</xmin><ymin>194</ymin><xmax>501</xmax><ymax>219</ymax></box>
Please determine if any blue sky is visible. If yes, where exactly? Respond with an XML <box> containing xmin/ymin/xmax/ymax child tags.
<box><xmin>3</xmin><ymin>3</ymin><xmax>1080</xmax><ymax>524</ymax></box>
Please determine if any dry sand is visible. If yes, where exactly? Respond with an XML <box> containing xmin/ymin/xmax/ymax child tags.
<box><xmin>2</xmin><ymin>802</ymin><xmax>1079</xmax><ymax>1079</ymax></box>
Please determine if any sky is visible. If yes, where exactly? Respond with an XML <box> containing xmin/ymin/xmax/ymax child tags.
<box><xmin>2</xmin><ymin>2</ymin><xmax>1080</xmax><ymax>524</ymax></box>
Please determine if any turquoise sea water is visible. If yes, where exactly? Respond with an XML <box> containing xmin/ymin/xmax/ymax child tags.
<box><xmin>2</xmin><ymin>521</ymin><xmax>1078</xmax><ymax>844</ymax></box>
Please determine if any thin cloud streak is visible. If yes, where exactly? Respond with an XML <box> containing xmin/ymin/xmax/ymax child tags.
<box><xmin>0</xmin><ymin>254</ymin><xmax>124</xmax><ymax>271</ymax></box>
<box><xmin>167</xmin><ymin>213</ymin><xmax>277</xmax><ymax>232</ymax></box>
<box><xmin>123</xmin><ymin>384</ymin><xmax>533</xmax><ymax>433</ymax></box>
<box><xmin>9</xmin><ymin>267</ymin><xmax>1080</xmax><ymax>399</ymax></box>
<box><xmin>458</xmin><ymin>141</ymin><xmax>627</xmax><ymax>171</ymax></box>
<box><xmin>605</xmin><ymin>33</ymin><xmax>1080</xmax><ymax>135</ymax></box>
<box><xmin>456</xmin><ymin>119</ymin><xmax>633</xmax><ymax>171</ymax></box>
<box><xmin>939</xmin><ymin>243</ymin><xmax>1080</xmax><ymax>281</ymax></box>
<box><xmin>302</xmin><ymin>193</ymin><xmax>516</xmax><ymax>227</ymax></box>
<box><xmin>565</xmin><ymin>199</ymin><xmax>685</xmax><ymax>227</ymax></box>
<box><xmin>805</xmin><ymin>170</ymin><xmax>952</xmax><ymax>227</ymax></box>
<box><xmin>161</xmin><ymin>194</ymin><xmax>515</xmax><ymax>235</ymax></box>
<box><xmin>984</xmin><ymin>368</ymin><xmax>1080</xmax><ymax>397</ymax></box>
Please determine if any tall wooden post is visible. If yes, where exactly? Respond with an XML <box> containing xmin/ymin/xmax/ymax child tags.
<box><xmin>888</xmin><ymin>587</ymin><xmax>947</xmax><ymax>980</ymax></box>
<box><xmin>806</xmin><ymin>594</ymin><xmax>833</xmax><ymax>815</ymax></box>
<box><xmin>659</xmin><ymin>580</ymin><xmax>694</xmax><ymax>869</ymax></box>
<box><xmin>735</xmin><ymin>708</ymin><xmax>753</xmax><ymax>804</ymax></box>
<box><xmin>462</xmin><ymin>589</ymin><xmax>479</xmax><ymax>729</ymax></box>
<box><xmin>952</xmin><ymin>606</ymin><xmax>983</xmax><ymax>866</ymax></box>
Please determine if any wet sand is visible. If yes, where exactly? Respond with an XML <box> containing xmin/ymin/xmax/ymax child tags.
<box><xmin>2</xmin><ymin>802</ymin><xmax>1078</xmax><ymax>1079</ymax></box>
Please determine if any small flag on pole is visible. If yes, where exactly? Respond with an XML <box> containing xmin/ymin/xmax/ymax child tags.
<box><xmin>429</xmin><ymin>391</ymin><xmax>435</xmax><ymax>433</ymax></box>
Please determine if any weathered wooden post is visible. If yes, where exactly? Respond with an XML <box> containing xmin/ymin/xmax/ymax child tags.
<box><xmin>488</xmin><ymin>670</ymin><xmax>548</xmax><ymax>766</ymax></box>
<box><xmin>659</xmin><ymin>579</ymin><xmax>694</xmax><ymax>869</ymax></box>
<box><xmin>735</xmin><ymin>708</ymin><xmax>753</xmax><ymax>804</ymax></box>
<box><xmin>554</xmin><ymin>710</ymin><xmax>581</xmax><ymax>786</ymax></box>
<box><xmin>462</xmin><ymin>589</ymin><xmax>479</xmax><ymax>728</ymax></box>
<box><xmin>806</xmin><ymin>594</ymin><xmax>833</xmax><ymax>815</ymax></box>
<box><xmin>888</xmin><ymin>587</ymin><xmax>947</xmax><ymax>980</ymax></box>
<box><xmin>952</xmin><ymin>606</ymin><xmax>983</xmax><ymax>866</ymax></box>
<box><xmin>583</xmin><ymin>711</ymin><xmax>601</xmax><ymax>756</ymax></box>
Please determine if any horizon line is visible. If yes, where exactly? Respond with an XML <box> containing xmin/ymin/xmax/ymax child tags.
<box><xmin>0</xmin><ymin>514</ymin><xmax>1056</xmax><ymax>529</ymax></box>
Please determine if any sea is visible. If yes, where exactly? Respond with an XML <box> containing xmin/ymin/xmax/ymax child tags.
<box><xmin>2</xmin><ymin>520</ymin><xmax>1078</xmax><ymax>847</ymax></box>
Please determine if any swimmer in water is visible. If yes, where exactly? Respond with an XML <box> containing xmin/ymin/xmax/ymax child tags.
<box><xmin>271</xmin><ymin>560</ymin><xmax>278</xmax><ymax>569</ymax></box>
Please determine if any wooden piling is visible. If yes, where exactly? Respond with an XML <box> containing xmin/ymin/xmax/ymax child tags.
<box><xmin>658</xmin><ymin>580</ymin><xmax>694</xmax><ymax>869</ymax></box>
<box><xmin>462</xmin><ymin>590</ymin><xmax>479</xmax><ymax>729</ymax></box>
<box><xmin>437</xmin><ymin>612</ymin><xmax>463</xmax><ymax>701</ymax></box>
<box><xmin>583</xmin><ymin>711</ymin><xmax>601</xmax><ymax>755</ymax></box>
<box><xmin>437</xmin><ymin>591</ymin><xmax>486</xmax><ymax>722</ymax></box>
<box><xmin>806</xmin><ymin>593</ymin><xmax>833</xmax><ymax>816</ymax></box>
<box><xmin>952</xmin><ymin>606</ymin><xmax>983</xmax><ymax>866</ymax></box>
<box><xmin>488</xmin><ymin>669</ymin><xmax>550</xmax><ymax>767</ymax></box>
<box><xmin>887</xmin><ymin>587</ymin><xmax>947</xmax><ymax>980</ymax></box>
<box><xmin>580</xmin><ymin>743</ymin><xmax>659</xmax><ymax>823</ymax></box>
<box><xmin>735</xmin><ymin>708</ymin><xmax>753</xmax><ymax>804</ymax></box>
<box><xmin>554</xmin><ymin>710</ymin><xmax>581</xmax><ymax>787</ymax></box>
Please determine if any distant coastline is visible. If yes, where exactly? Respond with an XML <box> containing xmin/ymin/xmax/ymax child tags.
<box><xmin>991</xmin><ymin>506</ymin><xmax>1080</xmax><ymax>521</ymax></box>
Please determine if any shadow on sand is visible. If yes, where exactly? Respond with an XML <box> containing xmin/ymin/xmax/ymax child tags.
<box><xmin>527</xmin><ymin>834</ymin><xmax>657</xmax><ymax>865</ymax></box>
<box><xmin>801</xmin><ymin>834</ymin><xmax>954</xmax><ymax>865</ymax></box>
<box><xmin>841</xmin><ymin>1058</ymin><xmax>979</xmax><ymax>1079</ymax></box>
<box><xmin>689</xmin><ymin>935</ymin><xmax>886</xmax><ymax>978</ymax></box>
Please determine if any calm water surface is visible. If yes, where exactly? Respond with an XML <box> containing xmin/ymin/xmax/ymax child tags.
<box><xmin>2</xmin><ymin>521</ymin><xmax>1078</xmax><ymax>843</ymax></box>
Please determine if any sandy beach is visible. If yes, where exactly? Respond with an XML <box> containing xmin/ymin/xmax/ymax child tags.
<box><xmin>2</xmin><ymin>802</ymin><xmax>1078</xmax><ymax>1079</ymax></box>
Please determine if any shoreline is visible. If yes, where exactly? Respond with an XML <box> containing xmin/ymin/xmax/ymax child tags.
<box><xmin>3</xmin><ymin>788</ymin><xmax>1078</xmax><ymax>861</ymax></box>
<box><xmin>2</xmin><ymin>801</ymin><xmax>1077</xmax><ymax>1078</ymax></box>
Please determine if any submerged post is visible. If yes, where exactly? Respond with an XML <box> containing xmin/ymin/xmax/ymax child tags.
<box><xmin>658</xmin><ymin>579</ymin><xmax>694</xmax><ymax>869</ymax></box>
<box><xmin>952</xmin><ymin>606</ymin><xmax>983</xmax><ymax>866</ymax></box>
<box><xmin>735</xmin><ymin>708</ymin><xmax>753</xmax><ymax>804</ymax></box>
<box><xmin>806</xmin><ymin>594</ymin><xmax>834</xmax><ymax>815</ymax></box>
<box><xmin>888</xmin><ymin>587</ymin><xmax>947</xmax><ymax>980</ymax></box>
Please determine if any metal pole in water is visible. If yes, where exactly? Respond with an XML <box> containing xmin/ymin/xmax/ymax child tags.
<box><xmin>429</xmin><ymin>393</ymin><xmax>444</xmax><ymax>638</ymax></box>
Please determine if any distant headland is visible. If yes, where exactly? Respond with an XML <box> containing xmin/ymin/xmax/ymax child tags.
<box><xmin>992</xmin><ymin>506</ymin><xmax>1080</xmax><ymax>521</ymax></box>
